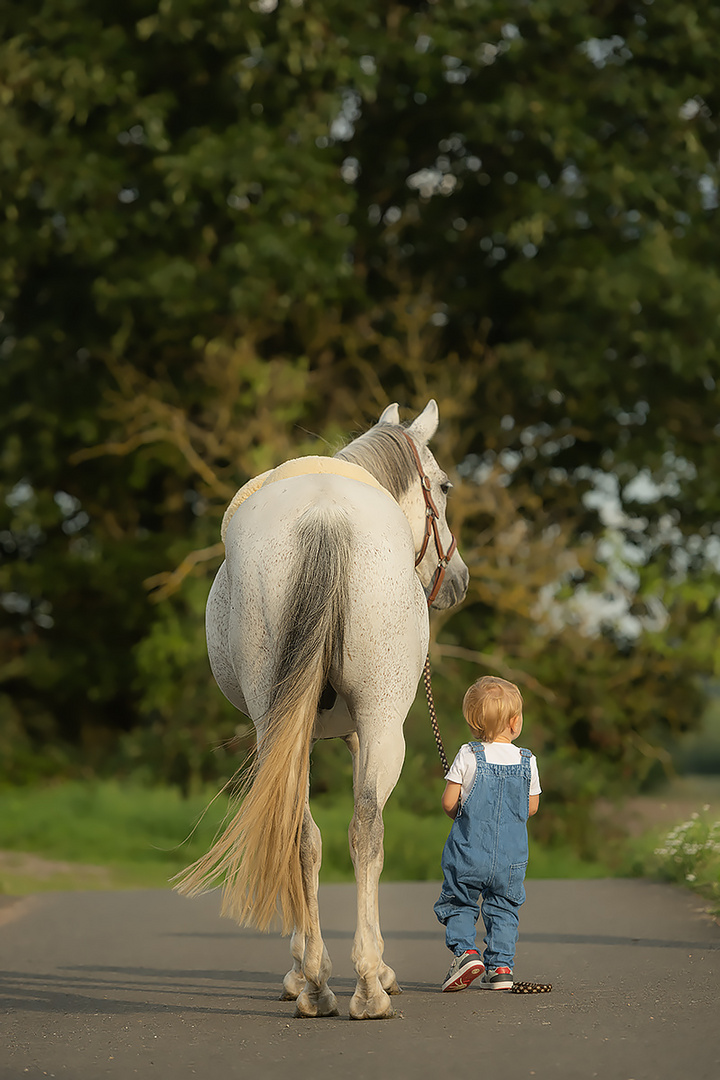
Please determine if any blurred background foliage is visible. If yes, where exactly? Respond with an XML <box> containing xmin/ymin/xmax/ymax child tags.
<box><xmin>2</xmin><ymin>0</ymin><xmax>720</xmax><ymax>857</ymax></box>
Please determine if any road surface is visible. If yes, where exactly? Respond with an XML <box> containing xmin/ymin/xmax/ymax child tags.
<box><xmin>2</xmin><ymin>880</ymin><xmax>719</xmax><ymax>1079</ymax></box>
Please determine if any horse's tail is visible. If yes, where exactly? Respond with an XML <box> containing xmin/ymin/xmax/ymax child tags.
<box><xmin>173</xmin><ymin>505</ymin><xmax>352</xmax><ymax>936</ymax></box>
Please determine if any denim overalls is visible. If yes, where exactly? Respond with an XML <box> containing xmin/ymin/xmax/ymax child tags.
<box><xmin>434</xmin><ymin>743</ymin><xmax>532</xmax><ymax>968</ymax></box>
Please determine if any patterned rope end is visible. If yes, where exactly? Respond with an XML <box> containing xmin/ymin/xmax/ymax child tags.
<box><xmin>510</xmin><ymin>982</ymin><xmax>552</xmax><ymax>993</ymax></box>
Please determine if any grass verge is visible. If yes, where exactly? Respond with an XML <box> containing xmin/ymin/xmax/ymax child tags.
<box><xmin>0</xmin><ymin>780</ymin><xmax>611</xmax><ymax>894</ymax></box>
<box><xmin>0</xmin><ymin>781</ymin><xmax>230</xmax><ymax>893</ymax></box>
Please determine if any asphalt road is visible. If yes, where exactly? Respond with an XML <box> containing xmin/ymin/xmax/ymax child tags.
<box><xmin>2</xmin><ymin>879</ymin><xmax>719</xmax><ymax>1080</ymax></box>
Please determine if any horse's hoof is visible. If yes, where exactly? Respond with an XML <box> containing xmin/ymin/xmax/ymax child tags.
<box><xmin>384</xmin><ymin>979</ymin><xmax>403</xmax><ymax>996</ymax></box>
<box><xmin>294</xmin><ymin>987</ymin><xmax>340</xmax><ymax>1019</ymax></box>
<box><xmin>349</xmin><ymin>1007</ymin><xmax>396</xmax><ymax>1021</ymax></box>
<box><xmin>349</xmin><ymin>990</ymin><xmax>396</xmax><ymax>1020</ymax></box>
<box><xmin>295</xmin><ymin>1005</ymin><xmax>341</xmax><ymax>1019</ymax></box>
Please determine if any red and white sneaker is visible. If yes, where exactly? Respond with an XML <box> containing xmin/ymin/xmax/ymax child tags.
<box><xmin>441</xmin><ymin>950</ymin><xmax>486</xmax><ymax>992</ymax></box>
<box><xmin>480</xmin><ymin>966</ymin><xmax>514</xmax><ymax>990</ymax></box>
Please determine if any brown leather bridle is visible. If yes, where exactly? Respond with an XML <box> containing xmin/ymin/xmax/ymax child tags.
<box><xmin>402</xmin><ymin>431</ymin><xmax>458</xmax><ymax>607</ymax></box>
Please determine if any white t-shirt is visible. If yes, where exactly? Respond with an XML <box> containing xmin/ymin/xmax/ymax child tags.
<box><xmin>446</xmin><ymin>742</ymin><xmax>542</xmax><ymax>806</ymax></box>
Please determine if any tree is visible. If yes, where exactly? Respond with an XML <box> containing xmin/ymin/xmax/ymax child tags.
<box><xmin>1</xmin><ymin>2</ymin><xmax>718</xmax><ymax>844</ymax></box>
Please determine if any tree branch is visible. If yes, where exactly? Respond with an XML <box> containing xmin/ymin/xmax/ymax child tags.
<box><xmin>144</xmin><ymin>543</ymin><xmax>225</xmax><ymax>602</ymax></box>
<box><xmin>432</xmin><ymin>642</ymin><xmax>558</xmax><ymax>703</ymax></box>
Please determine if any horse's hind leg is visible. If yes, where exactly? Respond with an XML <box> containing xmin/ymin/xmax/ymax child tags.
<box><xmin>347</xmin><ymin>723</ymin><xmax>406</xmax><ymax>1020</ymax></box>
<box><xmin>345</xmin><ymin>732</ymin><xmax>401</xmax><ymax>999</ymax></box>
<box><xmin>291</xmin><ymin>800</ymin><xmax>339</xmax><ymax>1019</ymax></box>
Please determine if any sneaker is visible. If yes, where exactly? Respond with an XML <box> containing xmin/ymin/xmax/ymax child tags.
<box><xmin>480</xmin><ymin>966</ymin><xmax>514</xmax><ymax>990</ymax></box>
<box><xmin>441</xmin><ymin>950</ymin><xmax>486</xmax><ymax>992</ymax></box>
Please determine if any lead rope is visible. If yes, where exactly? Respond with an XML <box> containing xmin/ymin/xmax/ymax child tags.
<box><xmin>422</xmin><ymin>653</ymin><xmax>449</xmax><ymax>774</ymax></box>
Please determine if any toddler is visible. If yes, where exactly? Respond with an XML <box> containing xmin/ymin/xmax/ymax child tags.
<box><xmin>434</xmin><ymin>675</ymin><xmax>541</xmax><ymax>992</ymax></box>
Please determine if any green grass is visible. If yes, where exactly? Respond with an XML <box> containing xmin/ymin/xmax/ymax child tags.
<box><xmin>0</xmin><ymin>781</ymin><xmax>231</xmax><ymax>893</ymax></box>
<box><xmin>0</xmin><ymin>781</ymin><xmax>611</xmax><ymax>894</ymax></box>
<box><xmin>314</xmin><ymin>796</ymin><xmax>610</xmax><ymax>881</ymax></box>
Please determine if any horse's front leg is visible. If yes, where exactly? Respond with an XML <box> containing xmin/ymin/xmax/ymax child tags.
<box><xmin>347</xmin><ymin>726</ymin><xmax>405</xmax><ymax>1020</ymax></box>
<box><xmin>291</xmin><ymin>801</ymin><xmax>338</xmax><ymax>1018</ymax></box>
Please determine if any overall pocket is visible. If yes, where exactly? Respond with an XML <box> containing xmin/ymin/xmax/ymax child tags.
<box><xmin>506</xmin><ymin>861</ymin><xmax>528</xmax><ymax>904</ymax></box>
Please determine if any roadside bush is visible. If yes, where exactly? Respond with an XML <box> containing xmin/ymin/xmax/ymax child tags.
<box><xmin>651</xmin><ymin>810</ymin><xmax>720</xmax><ymax>918</ymax></box>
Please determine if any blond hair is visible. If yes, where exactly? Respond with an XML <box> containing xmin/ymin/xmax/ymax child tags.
<box><xmin>462</xmin><ymin>675</ymin><xmax>523</xmax><ymax>742</ymax></box>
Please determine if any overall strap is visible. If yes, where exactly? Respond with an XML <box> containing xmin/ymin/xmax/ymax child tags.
<box><xmin>469</xmin><ymin>741</ymin><xmax>487</xmax><ymax>763</ymax></box>
<box><xmin>520</xmin><ymin>748</ymin><xmax>532</xmax><ymax>759</ymax></box>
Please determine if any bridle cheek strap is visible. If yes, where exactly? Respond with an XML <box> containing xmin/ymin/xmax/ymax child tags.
<box><xmin>402</xmin><ymin>431</ymin><xmax>457</xmax><ymax>607</ymax></box>
<box><xmin>426</xmin><ymin>532</ymin><xmax>457</xmax><ymax>606</ymax></box>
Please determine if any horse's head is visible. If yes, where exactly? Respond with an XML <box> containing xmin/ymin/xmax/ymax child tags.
<box><xmin>378</xmin><ymin>400</ymin><xmax>469</xmax><ymax>610</ymax></box>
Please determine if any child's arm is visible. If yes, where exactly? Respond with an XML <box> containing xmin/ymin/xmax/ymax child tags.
<box><xmin>529</xmin><ymin>794</ymin><xmax>540</xmax><ymax>816</ymax></box>
<box><xmin>441</xmin><ymin>781</ymin><xmax>462</xmax><ymax>819</ymax></box>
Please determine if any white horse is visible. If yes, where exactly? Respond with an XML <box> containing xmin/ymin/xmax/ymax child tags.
<box><xmin>175</xmin><ymin>400</ymin><xmax>468</xmax><ymax>1019</ymax></box>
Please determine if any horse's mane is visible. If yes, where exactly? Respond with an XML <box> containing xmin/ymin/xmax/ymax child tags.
<box><xmin>334</xmin><ymin>423</ymin><xmax>416</xmax><ymax>501</ymax></box>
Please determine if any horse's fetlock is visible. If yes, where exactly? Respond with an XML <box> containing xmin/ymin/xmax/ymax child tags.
<box><xmin>302</xmin><ymin>942</ymin><xmax>332</xmax><ymax>987</ymax></box>
<box><xmin>351</xmin><ymin>955</ymin><xmax>379</xmax><ymax>983</ymax></box>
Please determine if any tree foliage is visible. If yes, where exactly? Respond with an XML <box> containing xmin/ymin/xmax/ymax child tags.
<box><xmin>2</xmin><ymin>1</ymin><xmax>720</xmax><ymax>844</ymax></box>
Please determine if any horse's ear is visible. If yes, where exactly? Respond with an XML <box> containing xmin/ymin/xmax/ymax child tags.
<box><xmin>406</xmin><ymin>399</ymin><xmax>439</xmax><ymax>445</ymax></box>
<box><xmin>378</xmin><ymin>403</ymin><xmax>401</xmax><ymax>425</ymax></box>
